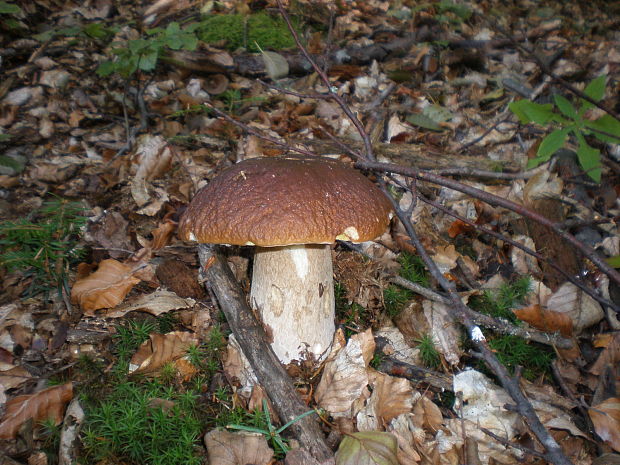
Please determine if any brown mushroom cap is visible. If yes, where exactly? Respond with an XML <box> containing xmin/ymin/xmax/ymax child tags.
<box><xmin>178</xmin><ymin>156</ymin><xmax>393</xmax><ymax>247</ymax></box>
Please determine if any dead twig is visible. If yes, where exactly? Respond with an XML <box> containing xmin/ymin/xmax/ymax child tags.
<box><xmin>390</xmin><ymin>275</ymin><xmax>574</xmax><ymax>349</ymax></box>
<box><xmin>355</xmin><ymin>159</ymin><xmax>620</xmax><ymax>294</ymax></box>
<box><xmin>414</xmin><ymin>192</ymin><xmax>617</xmax><ymax>312</ymax></box>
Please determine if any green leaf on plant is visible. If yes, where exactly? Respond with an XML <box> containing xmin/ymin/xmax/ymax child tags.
<box><xmin>509</xmin><ymin>100</ymin><xmax>554</xmax><ymax>125</ymax></box>
<box><xmin>0</xmin><ymin>1</ymin><xmax>21</xmax><ymax>14</ymax></box>
<box><xmin>336</xmin><ymin>432</ymin><xmax>399</xmax><ymax>465</ymax></box>
<box><xmin>575</xmin><ymin>132</ymin><xmax>601</xmax><ymax>182</ymax></box>
<box><xmin>537</xmin><ymin>127</ymin><xmax>571</xmax><ymax>160</ymax></box>
<box><xmin>579</xmin><ymin>75</ymin><xmax>606</xmax><ymax>114</ymax></box>
<box><xmin>584</xmin><ymin>75</ymin><xmax>606</xmax><ymax>102</ymax></box>
<box><xmin>553</xmin><ymin>94</ymin><xmax>578</xmax><ymax>120</ymax></box>
<box><xmin>406</xmin><ymin>113</ymin><xmax>442</xmax><ymax>131</ymax></box>
<box><xmin>607</xmin><ymin>255</ymin><xmax>620</xmax><ymax>268</ymax></box>
<box><xmin>96</xmin><ymin>60</ymin><xmax>117</xmax><ymax>77</ymax></box>
<box><xmin>586</xmin><ymin>114</ymin><xmax>620</xmax><ymax>143</ymax></box>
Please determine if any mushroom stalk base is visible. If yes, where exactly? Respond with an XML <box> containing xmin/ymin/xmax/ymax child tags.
<box><xmin>251</xmin><ymin>244</ymin><xmax>335</xmax><ymax>364</ymax></box>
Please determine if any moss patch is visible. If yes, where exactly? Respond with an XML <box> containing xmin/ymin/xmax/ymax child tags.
<box><xmin>196</xmin><ymin>12</ymin><xmax>299</xmax><ymax>52</ymax></box>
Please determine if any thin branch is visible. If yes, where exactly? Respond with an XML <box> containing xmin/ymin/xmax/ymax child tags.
<box><xmin>390</xmin><ymin>275</ymin><xmax>574</xmax><ymax>349</ymax></box>
<box><xmin>276</xmin><ymin>0</ymin><xmax>375</xmax><ymax>161</ymax></box>
<box><xmin>355</xmin><ymin>159</ymin><xmax>620</xmax><ymax>292</ymax></box>
<box><xmin>383</xmin><ymin>186</ymin><xmax>573</xmax><ymax>465</ymax></box>
<box><xmin>415</xmin><ymin>192</ymin><xmax>618</xmax><ymax>312</ymax></box>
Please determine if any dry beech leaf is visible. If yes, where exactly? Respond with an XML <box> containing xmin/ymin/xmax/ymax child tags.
<box><xmin>0</xmin><ymin>383</ymin><xmax>73</xmax><ymax>439</ymax></box>
<box><xmin>70</xmin><ymin>259</ymin><xmax>141</xmax><ymax>313</ymax></box>
<box><xmin>422</xmin><ymin>300</ymin><xmax>461</xmax><ymax>365</ymax></box>
<box><xmin>315</xmin><ymin>332</ymin><xmax>369</xmax><ymax>417</ymax></box>
<box><xmin>260</xmin><ymin>49</ymin><xmax>289</xmax><ymax>80</ymax></box>
<box><xmin>386</xmin><ymin>414</ymin><xmax>423</xmax><ymax>465</ymax></box>
<box><xmin>204</xmin><ymin>429</ymin><xmax>274</xmax><ymax>465</ymax></box>
<box><xmin>105</xmin><ymin>289</ymin><xmax>195</xmax><ymax>319</ymax></box>
<box><xmin>546</xmin><ymin>282</ymin><xmax>604</xmax><ymax>334</ymax></box>
<box><xmin>151</xmin><ymin>220</ymin><xmax>177</xmax><ymax>250</ymax></box>
<box><xmin>357</xmin><ymin>373</ymin><xmax>414</xmax><ymax>430</ymax></box>
<box><xmin>590</xmin><ymin>332</ymin><xmax>620</xmax><ymax>376</ymax></box>
<box><xmin>513</xmin><ymin>304</ymin><xmax>573</xmax><ymax>337</ymax></box>
<box><xmin>336</xmin><ymin>431</ymin><xmax>399</xmax><ymax>465</ymax></box>
<box><xmin>589</xmin><ymin>397</ymin><xmax>620</xmax><ymax>452</ymax></box>
<box><xmin>414</xmin><ymin>396</ymin><xmax>443</xmax><ymax>433</ymax></box>
<box><xmin>129</xmin><ymin>331</ymin><xmax>199</xmax><ymax>375</ymax></box>
<box><xmin>130</xmin><ymin>134</ymin><xmax>173</xmax><ymax>208</ymax></box>
<box><xmin>0</xmin><ymin>364</ymin><xmax>32</xmax><ymax>392</ymax></box>
<box><xmin>430</xmin><ymin>244</ymin><xmax>459</xmax><ymax>274</ymax></box>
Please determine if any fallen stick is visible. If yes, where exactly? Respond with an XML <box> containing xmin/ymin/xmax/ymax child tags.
<box><xmin>197</xmin><ymin>244</ymin><xmax>335</xmax><ymax>465</ymax></box>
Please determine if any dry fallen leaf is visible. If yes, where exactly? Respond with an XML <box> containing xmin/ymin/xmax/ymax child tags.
<box><xmin>545</xmin><ymin>282</ymin><xmax>605</xmax><ymax>334</ymax></box>
<box><xmin>105</xmin><ymin>289</ymin><xmax>195</xmax><ymax>318</ymax></box>
<box><xmin>590</xmin><ymin>332</ymin><xmax>620</xmax><ymax>376</ymax></box>
<box><xmin>204</xmin><ymin>429</ymin><xmax>273</xmax><ymax>465</ymax></box>
<box><xmin>357</xmin><ymin>372</ymin><xmax>414</xmax><ymax>430</ymax></box>
<box><xmin>315</xmin><ymin>331</ymin><xmax>370</xmax><ymax>417</ymax></box>
<box><xmin>70</xmin><ymin>259</ymin><xmax>141</xmax><ymax>313</ymax></box>
<box><xmin>589</xmin><ymin>397</ymin><xmax>620</xmax><ymax>452</ymax></box>
<box><xmin>513</xmin><ymin>304</ymin><xmax>573</xmax><ymax>337</ymax></box>
<box><xmin>335</xmin><ymin>431</ymin><xmax>399</xmax><ymax>465</ymax></box>
<box><xmin>0</xmin><ymin>383</ymin><xmax>73</xmax><ymax>439</ymax></box>
<box><xmin>129</xmin><ymin>331</ymin><xmax>199</xmax><ymax>375</ymax></box>
<box><xmin>422</xmin><ymin>300</ymin><xmax>461</xmax><ymax>365</ymax></box>
<box><xmin>0</xmin><ymin>363</ymin><xmax>32</xmax><ymax>392</ymax></box>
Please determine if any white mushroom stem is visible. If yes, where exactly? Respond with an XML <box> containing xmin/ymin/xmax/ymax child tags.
<box><xmin>250</xmin><ymin>244</ymin><xmax>335</xmax><ymax>364</ymax></box>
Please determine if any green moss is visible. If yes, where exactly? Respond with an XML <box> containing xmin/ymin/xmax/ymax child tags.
<box><xmin>488</xmin><ymin>335</ymin><xmax>553</xmax><ymax>380</ymax></box>
<box><xmin>196</xmin><ymin>12</ymin><xmax>299</xmax><ymax>52</ymax></box>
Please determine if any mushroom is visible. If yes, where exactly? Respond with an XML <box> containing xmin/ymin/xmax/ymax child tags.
<box><xmin>178</xmin><ymin>155</ymin><xmax>393</xmax><ymax>363</ymax></box>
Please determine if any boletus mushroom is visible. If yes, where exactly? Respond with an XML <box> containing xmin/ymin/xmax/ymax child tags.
<box><xmin>178</xmin><ymin>155</ymin><xmax>393</xmax><ymax>363</ymax></box>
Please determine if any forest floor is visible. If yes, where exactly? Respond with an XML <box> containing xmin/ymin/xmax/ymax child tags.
<box><xmin>0</xmin><ymin>0</ymin><xmax>619</xmax><ymax>464</ymax></box>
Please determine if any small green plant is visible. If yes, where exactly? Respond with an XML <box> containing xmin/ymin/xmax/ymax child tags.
<box><xmin>0</xmin><ymin>1</ymin><xmax>24</xmax><ymax>31</ymax></box>
<box><xmin>227</xmin><ymin>400</ymin><xmax>316</xmax><ymax>458</ymax></box>
<box><xmin>383</xmin><ymin>252</ymin><xmax>429</xmax><ymax>318</ymax></box>
<box><xmin>97</xmin><ymin>22</ymin><xmax>198</xmax><ymax>78</ymax></box>
<box><xmin>40</xmin><ymin>418</ymin><xmax>61</xmax><ymax>464</ymax></box>
<box><xmin>0</xmin><ymin>198</ymin><xmax>87</xmax><ymax>296</ymax></box>
<box><xmin>470</xmin><ymin>275</ymin><xmax>531</xmax><ymax>323</ymax></box>
<box><xmin>81</xmin><ymin>380</ymin><xmax>203</xmax><ymax>465</ymax></box>
<box><xmin>509</xmin><ymin>75</ymin><xmax>620</xmax><ymax>182</ymax></box>
<box><xmin>489</xmin><ymin>335</ymin><xmax>553</xmax><ymax>380</ymax></box>
<box><xmin>415</xmin><ymin>333</ymin><xmax>441</xmax><ymax>369</ymax></box>
<box><xmin>33</xmin><ymin>21</ymin><xmax>117</xmax><ymax>43</ymax></box>
<box><xmin>112</xmin><ymin>319</ymin><xmax>158</xmax><ymax>373</ymax></box>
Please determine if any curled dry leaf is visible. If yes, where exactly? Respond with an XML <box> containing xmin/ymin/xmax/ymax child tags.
<box><xmin>129</xmin><ymin>331</ymin><xmax>199</xmax><ymax>375</ymax></box>
<box><xmin>203</xmin><ymin>73</ymin><xmax>229</xmax><ymax>95</ymax></box>
<box><xmin>422</xmin><ymin>300</ymin><xmax>461</xmax><ymax>365</ymax></box>
<box><xmin>448</xmin><ymin>370</ymin><xmax>523</xmax><ymax>464</ymax></box>
<box><xmin>105</xmin><ymin>289</ymin><xmax>195</xmax><ymax>318</ymax></box>
<box><xmin>589</xmin><ymin>397</ymin><xmax>620</xmax><ymax>452</ymax></box>
<box><xmin>315</xmin><ymin>331</ymin><xmax>370</xmax><ymax>418</ymax></box>
<box><xmin>513</xmin><ymin>304</ymin><xmax>573</xmax><ymax>337</ymax></box>
<box><xmin>0</xmin><ymin>363</ymin><xmax>32</xmax><ymax>392</ymax></box>
<box><xmin>335</xmin><ymin>431</ymin><xmax>399</xmax><ymax>465</ymax></box>
<box><xmin>204</xmin><ymin>429</ymin><xmax>274</xmax><ymax>465</ymax></box>
<box><xmin>0</xmin><ymin>383</ymin><xmax>73</xmax><ymax>439</ymax></box>
<box><xmin>130</xmin><ymin>134</ymin><xmax>173</xmax><ymax>208</ymax></box>
<box><xmin>357</xmin><ymin>372</ymin><xmax>414</xmax><ymax>431</ymax></box>
<box><xmin>70</xmin><ymin>259</ymin><xmax>141</xmax><ymax>313</ymax></box>
<box><xmin>151</xmin><ymin>219</ymin><xmax>177</xmax><ymax>250</ymax></box>
<box><xmin>590</xmin><ymin>332</ymin><xmax>620</xmax><ymax>376</ymax></box>
<box><xmin>546</xmin><ymin>282</ymin><xmax>604</xmax><ymax>334</ymax></box>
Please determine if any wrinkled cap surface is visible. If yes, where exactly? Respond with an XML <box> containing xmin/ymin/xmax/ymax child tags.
<box><xmin>178</xmin><ymin>156</ymin><xmax>393</xmax><ymax>247</ymax></box>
